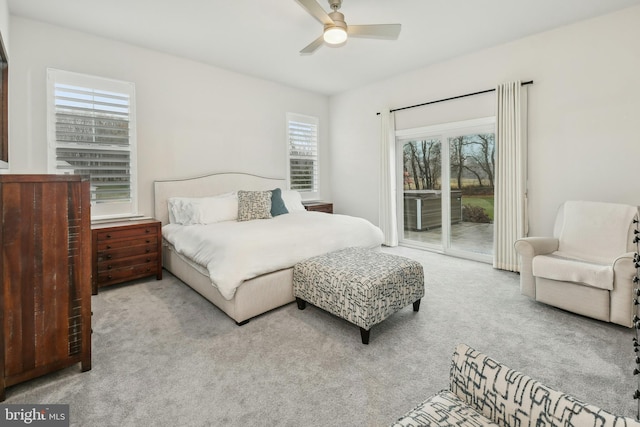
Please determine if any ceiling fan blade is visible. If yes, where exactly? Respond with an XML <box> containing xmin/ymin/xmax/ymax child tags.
<box><xmin>295</xmin><ymin>0</ymin><xmax>334</xmax><ymax>26</ymax></box>
<box><xmin>348</xmin><ymin>24</ymin><xmax>401</xmax><ymax>39</ymax></box>
<box><xmin>300</xmin><ymin>35</ymin><xmax>325</xmax><ymax>54</ymax></box>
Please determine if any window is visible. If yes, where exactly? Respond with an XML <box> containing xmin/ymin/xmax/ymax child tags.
<box><xmin>286</xmin><ymin>113</ymin><xmax>319</xmax><ymax>199</ymax></box>
<box><xmin>47</xmin><ymin>69</ymin><xmax>137</xmax><ymax>220</ymax></box>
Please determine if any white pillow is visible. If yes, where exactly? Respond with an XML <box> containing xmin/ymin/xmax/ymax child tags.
<box><xmin>168</xmin><ymin>193</ymin><xmax>238</xmax><ymax>225</ymax></box>
<box><xmin>168</xmin><ymin>197</ymin><xmax>192</xmax><ymax>225</ymax></box>
<box><xmin>197</xmin><ymin>194</ymin><xmax>238</xmax><ymax>224</ymax></box>
<box><xmin>280</xmin><ymin>190</ymin><xmax>306</xmax><ymax>212</ymax></box>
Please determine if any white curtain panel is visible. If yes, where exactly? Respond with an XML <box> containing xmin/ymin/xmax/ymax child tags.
<box><xmin>379</xmin><ymin>111</ymin><xmax>398</xmax><ymax>246</ymax></box>
<box><xmin>494</xmin><ymin>81</ymin><xmax>528</xmax><ymax>272</ymax></box>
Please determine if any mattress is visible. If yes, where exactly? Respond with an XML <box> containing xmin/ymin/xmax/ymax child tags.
<box><xmin>162</xmin><ymin>210</ymin><xmax>384</xmax><ymax>300</ymax></box>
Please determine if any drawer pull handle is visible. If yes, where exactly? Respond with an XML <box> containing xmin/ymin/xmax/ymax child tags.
<box><xmin>146</xmin><ymin>240</ymin><xmax>151</xmax><ymax>244</ymax></box>
<box><xmin>146</xmin><ymin>258</ymin><xmax>151</xmax><ymax>262</ymax></box>
<box><xmin>106</xmin><ymin>245</ymin><xmax>111</xmax><ymax>249</ymax></box>
<box><xmin>146</xmin><ymin>248</ymin><xmax>150</xmax><ymax>253</ymax></box>
<box><xmin>107</xmin><ymin>265</ymin><xmax>112</xmax><ymax>270</ymax></box>
<box><xmin>107</xmin><ymin>275</ymin><xmax>112</xmax><ymax>279</ymax></box>
<box><xmin>106</xmin><ymin>234</ymin><xmax>112</xmax><ymax>239</ymax></box>
<box><xmin>106</xmin><ymin>254</ymin><xmax>112</xmax><ymax>260</ymax></box>
<box><xmin>145</xmin><ymin>228</ymin><xmax>150</xmax><ymax>233</ymax></box>
<box><xmin>146</xmin><ymin>268</ymin><xmax>151</xmax><ymax>272</ymax></box>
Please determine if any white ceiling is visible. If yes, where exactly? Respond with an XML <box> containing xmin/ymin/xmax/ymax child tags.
<box><xmin>7</xmin><ymin>0</ymin><xmax>640</xmax><ymax>95</ymax></box>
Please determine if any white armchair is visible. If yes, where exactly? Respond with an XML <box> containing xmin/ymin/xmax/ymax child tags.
<box><xmin>514</xmin><ymin>201</ymin><xmax>638</xmax><ymax>327</ymax></box>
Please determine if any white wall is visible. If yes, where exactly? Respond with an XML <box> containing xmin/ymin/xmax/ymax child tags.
<box><xmin>8</xmin><ymin>8</ymin><xmax>640</xmax><ymax>233</ymax></box>
<box><xmin>0</xmin><ymin>0</ymin><xmax>9</xmax><ymax>173</ymax></box>
<box><xmin>0</xmin><ymin>0</ymin><xmax>8</xmax><ymax>55</ymax></box>
<box><xmin>9</xmin><ymin>17</ymin><xmax>329</xmax><ymax>217</ymax></box>
<box><xmin>0</xmin><ymin>0</ymin><xmax>10</xmax><ymax>56</ymax></box>
<box><xmin>329</xmin><ymin>5</ymin><xmax>640</xmax><ymax>236</ymax></box>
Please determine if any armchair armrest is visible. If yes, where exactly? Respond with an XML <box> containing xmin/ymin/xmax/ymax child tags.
<box><xmin>514</xmin><ymin>237</ymin><xmax>559</xmax><ymax>257</ymax></box>
<box><xmin>613</xmin><ymin>252</ymin><xmax>635</xmax><ymax>266</ymax></box>
<box><xmin>610</xmin><ymin>252</ymin><xmax>637</xmax><ymax>327</ymax></box>
<box><xmin>514</xmin><ymin>237</ymin><xmax>559</xmax><ymax>299</ymax></box>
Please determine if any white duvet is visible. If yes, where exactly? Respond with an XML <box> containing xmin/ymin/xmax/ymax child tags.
<box><xmin>162</xmin><ymin>211</ymin><xmax>384</xmax><ymax>300</ymax></box>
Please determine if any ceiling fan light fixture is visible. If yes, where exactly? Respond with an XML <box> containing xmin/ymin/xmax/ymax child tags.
<box><xmin>297</xmin><ymin>0</ymin><xmax>400</xmax><ymax>54</ymax></box>
<box><xmin>323</xmin><ymin>26</ymin><xmax>347</xmax><ymax>44</ymax></box>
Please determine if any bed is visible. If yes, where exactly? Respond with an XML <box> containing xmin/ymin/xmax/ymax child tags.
<box><xmin>154</xmin><ymin>172</ymin><xmax>384</xmax><ymax>325</ymax></box>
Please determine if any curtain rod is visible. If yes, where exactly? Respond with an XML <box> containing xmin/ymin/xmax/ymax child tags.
<box><xmin>376</xmin><ymin>80</ymin><xmax>533</xmax><ymax>115</ymax></box>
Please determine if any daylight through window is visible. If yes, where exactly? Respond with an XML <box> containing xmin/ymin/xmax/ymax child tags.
<box><xmin>47</xmin><ymin>69</ymin><xmax>137</xmax><ymax>219</ymax></box>
<box><xmin>287</xmin><ymin>113</ymin><xmax>319</xmax><ymax>197</ymax></box>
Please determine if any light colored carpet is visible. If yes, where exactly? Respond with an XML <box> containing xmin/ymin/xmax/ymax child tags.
<box><xmin>3</xmin><ymin>246</ymin><xmax>636</xmax><ymax>426</ymax></box>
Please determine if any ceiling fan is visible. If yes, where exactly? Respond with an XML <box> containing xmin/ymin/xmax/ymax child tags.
<box><xmin>295</xmin><ymin>0</ymin><xmax>401</xmax><ymax>54</ymax></box>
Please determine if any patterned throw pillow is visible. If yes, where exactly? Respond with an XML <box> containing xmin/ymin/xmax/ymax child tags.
<box><xmin>237</xmin><ymin>190</ymin><xmax>273</xmax><ymax>221</ymax></box>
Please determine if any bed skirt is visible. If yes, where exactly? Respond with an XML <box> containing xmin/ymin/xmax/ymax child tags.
<box><xmin>163</xmin><ymin>243</ymin><xmax>295</xmax><ymax>324</ymax></box>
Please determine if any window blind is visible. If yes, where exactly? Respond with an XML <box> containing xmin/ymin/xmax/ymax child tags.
<box><xmin>287</xmin><ymin>114</ymin><xmax>318</xmax><ymax>193</ymax></box>
<box><xmin>48</xmin><ymin>69</ymin><xmax>137</xmax><ymax>219</ymax></box>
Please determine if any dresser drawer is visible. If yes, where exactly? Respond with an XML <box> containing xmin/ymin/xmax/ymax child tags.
<box><xmin>96</xmin><ymin>262</ymin><xmax>160</xmax><ymax>285</ymax></box>
<box><xmin>97</xmin><ymin>243</ymin><xmax>157</xmax><ymax>262</ymax></box>
<box><xmin>96</xmin><ymin>225</ymin><xmax>157</xmax><ymax>241</ymax></box>
<box><xmin>97</xmin><ymin>253</ymin><xmax>159</xmax><ymax>273</ymax></box>
<box><xmin>303</xmin><ymin>202</ymin><xmax>333</xmax><ymax>213</ymax></box>
<box><xmin>97</xmin><ymin>235</ymin><xmax>157</xmax><ymax>251</ymax></box>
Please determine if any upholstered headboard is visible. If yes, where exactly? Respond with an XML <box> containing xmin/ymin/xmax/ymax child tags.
<box><xmin>153</xmin><ymin>172</ymin><xmax>286</xmax><ymax>226</ymax></box>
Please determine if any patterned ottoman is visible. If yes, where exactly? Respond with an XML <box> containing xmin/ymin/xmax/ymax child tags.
<box><xmin>293</xmin><ymin>247</ymin><xmax>424</xmax><ymax>344</ymax></box>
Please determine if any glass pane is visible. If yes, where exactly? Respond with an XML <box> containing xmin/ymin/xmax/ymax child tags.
<box><xmin>402</xmin><ymin>139</ymin><xmax>443</xmax><ymax>247</ymax></box>
<box><xmin>448</xmin><ymin>133</ymin><xmax>495</xmax><ymax>255</ymax></box>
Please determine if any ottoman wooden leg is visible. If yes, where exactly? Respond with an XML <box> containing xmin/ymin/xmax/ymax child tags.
<box><xmin>413</xmin><ymin>299</ymin><xmax>421</xmax><ymax>312</ymax></box>
<box><xmin>360</xmin><ymin>327</ymin><xmax>370</xmax><ymax>345</ymax></box>
<box><xmin>296</xmin><ymin>297</ymin><xmax>307</xmax><ymax>310</ymax></box>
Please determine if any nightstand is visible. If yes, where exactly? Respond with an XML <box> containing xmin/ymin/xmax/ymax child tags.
<box><xmin>303</xmin><ymin>201</ymin><xmax>333</xmax><ymax>214</ymax></box>
<box><xmin>91</xmin><ymin>218</ymin><xmax>162</xmax><ymax>294</ymax></box>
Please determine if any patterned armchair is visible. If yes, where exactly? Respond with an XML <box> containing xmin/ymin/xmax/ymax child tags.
<box><xmin>514</xmin><ymin>201</ymin><xmax>639</xmax><ymax>327</ymax></box>
<box><xmin>391</xmin><ymin>343</ymin><xmax>639</xmax><ymax>426</ymax></box>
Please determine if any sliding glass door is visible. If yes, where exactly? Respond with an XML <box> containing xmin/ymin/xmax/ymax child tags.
<box><xmin>401</xmin><ymin>138</ymin><xmax>443</xmax><ymax>246</ymax></box>
<box><xmin>448</xmin><ymin>132</ymin><xmax>495</xmax><ymax>256</ymax></box>
<box><xmin>397</xmin><ymin>118</ymin><xmax>495</xmax><ymax>262</ymax></box>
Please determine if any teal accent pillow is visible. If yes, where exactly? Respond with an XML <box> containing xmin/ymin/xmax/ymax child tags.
<box><xmin>270</xmin><ymin>188</ymin><xmax>289</xmax><ymax>217</ymax></box>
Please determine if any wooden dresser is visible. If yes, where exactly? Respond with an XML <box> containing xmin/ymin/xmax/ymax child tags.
<box><xmin>0</xmin><ymin>175</ymin><xmax>92</xmax><ymax>400</ymax></box>
<box><xmin>92</xmin><ymin>218</ymin><xmax>162</xmax><ymax>294</ymax></box>
<box><xmin>303</xmin><ymin>201</ymin><xmax>333</xmax><ymax>213</ymax></box>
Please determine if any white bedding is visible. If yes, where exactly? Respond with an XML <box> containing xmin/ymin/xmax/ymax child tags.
<box><xmin>162</xmin><ymin>211</ymin><xmax>384</xmax><ymax>300</ymax></box>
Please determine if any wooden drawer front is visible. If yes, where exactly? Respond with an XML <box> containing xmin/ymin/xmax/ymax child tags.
<box><xmin>311</xmin><ymin>205</ymin><xmax>332</xmax><ymax>213</ymax></box>
<box><xmin>97</xmin><ymin>253</ymin><xmax>159</xmax><ymax>273</ymax></box>
<box><xmin>96</xmin><ymin>225</ymin><xmax>158</xmax><ymax>241</ymax></box>
<box><xmin>304</xmin><ymin>203</ymin><xmax>333</xmax><ymax>213</ymax></box>
<box><xmin>97</xmin><ymin>235</ymin><xmax>157</xmax><ymax>251</ymax></box>
<box><xmin>97</xmin><ymin>262</ymin><xmax>160</xmax><ymax>285</ymax></box>
<box><xmin>97</xmin><ymin>244</ymin><xmax>157</xmax><ymax>262</ymax></box>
